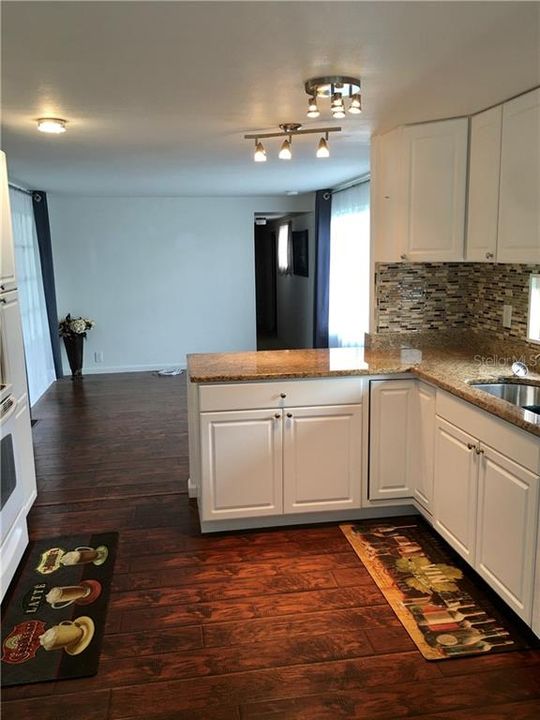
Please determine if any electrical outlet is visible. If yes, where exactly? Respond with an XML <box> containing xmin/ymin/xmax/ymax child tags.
<box><xmin>94</xmin><ymin>351</ymin><xmax>104</xmax><ymax>363</ymax></box>
<box><xmin>502</xmin><ymin>305</ymin><xmax>512</xmax><ymax>329</ymax></box>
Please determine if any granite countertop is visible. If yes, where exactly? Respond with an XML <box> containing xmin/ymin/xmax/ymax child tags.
<box><xmin>187</xmin><ymin>341</ymin><xmax>540</xmax><ymax>438</ymax></box>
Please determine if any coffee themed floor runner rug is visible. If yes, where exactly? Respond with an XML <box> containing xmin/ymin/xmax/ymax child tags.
<box><xmin>1</xmin><ymin>532</ymin><xmax>117</xmax><ymax>686</ymax></box>
<box><xmin>341</xmin><ymin>521</ymin><xmax>533</xmax><ymax>661</ymax></box>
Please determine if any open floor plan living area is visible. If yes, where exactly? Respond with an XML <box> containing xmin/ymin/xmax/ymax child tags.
<box><xmin>1</xmin><ymin>2</ymin><xmax>540</xmax><ymax>719</ymax></box>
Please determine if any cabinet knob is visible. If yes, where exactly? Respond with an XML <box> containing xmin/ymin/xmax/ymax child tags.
<box><xmin>475</xmin><ymin>446</ymin><xmax>484</xmax><ymax>455</ymax></box>
<box><xmin>467</xmin><ymin>443</ymin><xmax>476</xmax><ymax>451</ymax></box>
<box><xmin>400</xmin><ymin>254</ymin><xmax>407</xmax><ymax>261</ymax></box>
<box><xmin>274</xmin><ymin>413</ymin><xmax>281</xmax><ymax>420</ymax></box>
<box><xmin>485</xmin><ymin>252</ymin><xmax>494</xmax><ymax>260</ymax></box>
<box><xmin>280</xmin><ymin>393</ymin><xmax>287</xmax><ymax>399</ymax></box>
<box><xmin>287</xmin><ymin>413</ymin><xmax>293</xmax><ymax>418</ymax></box>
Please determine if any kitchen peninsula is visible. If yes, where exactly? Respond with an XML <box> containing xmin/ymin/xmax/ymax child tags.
<box><xmin>187</xmin><ymin>337</ymin><xmax>540</xmax><ymax>634</ymax></box>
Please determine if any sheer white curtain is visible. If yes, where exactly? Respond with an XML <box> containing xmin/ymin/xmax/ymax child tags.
<box><xmin>328</xmin><ymin>181</ymin><xmax>370</xmax><ymax>347</ymax></box>
<box><xmin>9</xmin><ymin>188</ymin><xmax>55</xmax><ymax>406</ymax></box>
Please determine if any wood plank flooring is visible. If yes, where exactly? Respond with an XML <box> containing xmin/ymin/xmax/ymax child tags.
<box><xmin>3</xmin><ymin>372</ymin><xmax>540</xmax><ymax>719</ymax></box>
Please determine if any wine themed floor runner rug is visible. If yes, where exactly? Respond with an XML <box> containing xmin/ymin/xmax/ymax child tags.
<box><xmin>1</xmin><ymin>532</ymin><xmax>117</xmax><ymax>686</ymax></box>
<box><xmin>341</xmin><ymin>520</ymin><xmax>533</xmax><ymax>661</ymax></box>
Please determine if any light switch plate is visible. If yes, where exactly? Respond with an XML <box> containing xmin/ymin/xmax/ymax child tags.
<box><xmin>503</xmin><ymin>305</ymin><xmax>512</xmax><ymax>329</ymax></box>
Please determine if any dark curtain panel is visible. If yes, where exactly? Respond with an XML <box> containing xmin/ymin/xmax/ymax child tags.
<box><xmin>32</xmin><ymin>191</ymin><xmax>63</xmax><ymax>379</ymax></box>
<box><xmin>313</xmin><ymin>189</ymin><xmax>332</xmax><ymax>348</ymax></box>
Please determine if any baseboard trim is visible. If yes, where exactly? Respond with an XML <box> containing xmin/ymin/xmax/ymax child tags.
<box><xmin>200</xmin><ymin>504</ymin><xmax>419</xmax><ymax>533</ymax></box>
<box><xmin>63</xmin><ymin>363</ymin><xmax>187</xmax><ymax>375</ymax></box>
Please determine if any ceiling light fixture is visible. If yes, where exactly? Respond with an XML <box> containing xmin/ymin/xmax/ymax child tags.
<box><xmin>316</xmin><ymin>133</ymin><xmax>330</xmax><ymax>159</ymax></box>
<box><xmin>348</xmin><ymin>93</ymin><xmax>362</xmax><ymax>114</ymax></box>
<box><xmin>37</xmin><ymin>117</ymin><xmax>67</xmax><ymax>134</ymax></box>
<box><xmin>306</xmin><ymin>96</ymin><xmax>320</xmax><ymax>118</ymax></box>
<box><xmin>278</xmin><ymin>137</ymin><xmax>292</xmax><ymax>160</ymax></box>
<box><xmin>254</xmin><ymin>139</ymin><xmax>267</xmax><ymax>162</ymax></box>
<box><xmin>244</xmin><ymin>123</ymin><xmax>341</xmax><ymax>161</ymax></box>
<box><xmin>304</xmin><ymin>76</ymin><xmax>361</xmax><ymax>119</ymax></box>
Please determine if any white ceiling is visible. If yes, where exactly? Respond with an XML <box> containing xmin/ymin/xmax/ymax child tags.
<box><xmin>1</xmin><ymin>1</ymin><xmax>539</xmax><ymax>197</ymax></box>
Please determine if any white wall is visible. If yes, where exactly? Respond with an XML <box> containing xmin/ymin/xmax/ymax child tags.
<box><xmin>49</xmin><ymin>195</ymin><xmax>313</xmax><ymax>373</ymax></box>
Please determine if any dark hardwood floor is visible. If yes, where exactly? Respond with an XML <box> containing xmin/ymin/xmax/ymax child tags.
<box><xmin>3</xmin><ymin>372</ymin><xmax>540</xmax><ymax>719</ymax></box>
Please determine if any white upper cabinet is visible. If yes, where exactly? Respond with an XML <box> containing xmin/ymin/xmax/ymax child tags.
<box><xmin>371</xmin><ymin>128</ymin><xmax>404</xmax><ymax>262</ymax></box>
<box><xmin>371</xmin><ymin>119</ymin><xmax>468</xmax><ymax>263</ymax></box>
<box><xmin>498</xmin><ymin>88</ymin><xmax>540</xmax><ymax>263</ymax></box>
<box><xmin>402</xmin><ymin>119</ymin><xmax>468</xmax><ymax>262</ymax></box>
<box><xmin>0</xmin><ymin>152</ymin><xmax>17</xmax><ymax>290</ymax></box>
<box><xmin>466</xmin><ymin>106</ymin><xmax>502</xmax><ymax>262</ymax></box>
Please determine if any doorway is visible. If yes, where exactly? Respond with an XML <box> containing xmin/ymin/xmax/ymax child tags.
<box><xmin>254</xmin><ymin>212</ymin><xmax>315</xmax><ymax>351</ymax></box>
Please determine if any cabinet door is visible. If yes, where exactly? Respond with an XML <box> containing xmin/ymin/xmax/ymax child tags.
<box><xmin>371</xmin><ymin>128</ymin><xmax>404</xmax><ymax>262</ymax></box>
<box><xmin>434</xmin><ymin>417</ymin><xmax>478</xmax><ymax>564</ymax></box>
<box><xmin>498</xmin><ymin>88</ymin><xmax>540</xmax><ymax>263</ymax></box>
<box><xmin>369</xmin><ymin>380</ymin><xmax>415</xmax><ymax>500</ymax></box>
<box><xmin>466</xmin><ymin>106</ymin><xmax>502</xmax><ymax>262</ymax></box>
<box><xmin>200</xmin><ymin>409</ymin><xmax>283</xmax><ymax>521</ymax></box>
<box><xmin>0</xmin><ymin>152</ymin><xmax>16</xmax><ymax>290</ymax></box>
<box><xmin>283</xmin><ymin>404</ymin><xmax>362</xmax><ymax>513</ymax></box>
<box><xmin>402</xmin><ymin>118</ymin><xmax>468</xmax><ymax>261</ymax></box>
<box><xmin>412</xmin><ymin>382</ymin><xmax>436</xmax><ymax>511</ymax></box>
<box><xmin>476</xmin><ymin>444</ymin><xmax>539</xmax><ymax>622</ymax></box>
<box><xmin>0</xmin><ymin>291</ymin><xmax>28</xmax><ymax>403</ymax></box>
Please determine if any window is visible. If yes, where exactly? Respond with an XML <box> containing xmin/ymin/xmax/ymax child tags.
<box><xmin>328</xmin><ymin>182</ymin><xmax>370</xmax><ymax>347</ymax></box>
<box><xmin>528</xmin><ymin>274</ymin><xmax>540</xmax><ymax>344</ymax></box>
<box><xmin>277</xmin><ymin>222</ymin><xmax>291</xmax><ymax>274</ymax></box>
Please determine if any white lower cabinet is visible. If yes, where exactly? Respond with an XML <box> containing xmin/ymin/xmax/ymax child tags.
<box><xmin>199</xmin><ymin>396</ymin><xmax>364</xmax><ymax>523</ymax></box>
<box><xmin>476</xmin><ymin>444</ymin><xmax>539</xmax><ymax>621</ymax></box>
<box><xmin>369</xmin><ymin>379</ymin><xmax>435</xmax><ymax>510</ymax></box>
<box><xmin>283</xmin><ymin>404</ymin><xmax>363</xmax><ymax>513</ymax></box>
<box><xmin>200</xmin><ymin>409</ymin><xmax>283</xmax><ymax>521</ymax></box>
<box><xmin>369</xmin><ymin>380</ymin><xmax>416</xmax><ymax>500</ymax></box>
<box><xmin>434</xmin><ymin>417</ymin><xmax>478</xmax><ymax>564</ymax></box>
<box><xmin>434</xmin><ymin>392</ymin><xmax>540</xmax><ymax>626</ymax></box>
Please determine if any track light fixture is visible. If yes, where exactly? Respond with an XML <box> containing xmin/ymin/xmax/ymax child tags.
<box><xmin>253</xmin><ymin>139</ymin><xmax>267</xmax><ymax>162</ymax></box>
<box><xmin>316</xmin><ymin>133</ymin><xmax>330</xmax><ymax>158</ymax></box>
<box><xmin>244</xmin><ymin>123</ymin><xmax>340</xmax><ymax>161</ymax></box>
<box><xmin>304</xmin><ymin>75</ymin><xmax>362</xmax><ymax>119</ymax></box>
<box><xmin>278</xmin><ymin>137</ymin><xmax>292</xmax><ymax>160</ymax></box>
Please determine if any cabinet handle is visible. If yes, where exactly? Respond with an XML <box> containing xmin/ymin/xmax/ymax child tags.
<box><xmin>274</xmin><ymin>413</ymin><xmax>281</xmax><ymax>420</ymax></box>
<box><xmin>280</xmin><ymin>393</ymin><xmax>287</xmax><ymax>399</ymax></box>
<box><xmin>475</xmin><ymin>446</ymin><xmax>484</xmax><ymax>455</ymax></box>
<box><xmin>287</xmin><ymin>413</ymin><xmax>293</xmax><ymax>418</ymax></box>
<box><xmin>400</xmin><ymin>254</ymin><xmax>407</xmax><ymax>261</ymax></box>
<box><xmin>467</xmin><ymin>443</ymin><xmax>475</xmax><ymax>451</ymax></box>
<box><xmin>485</xmin><ymin>252</ymin><xmax>494</xmax><ymax>260</ymax></box>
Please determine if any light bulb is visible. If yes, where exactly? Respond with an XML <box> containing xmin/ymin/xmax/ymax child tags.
<box><xmin>330</xmin><ymin>93</ymin><xmax>344</xmax><ymax>109</ymax></box>
<box><xmin>37</xmin><ymin>118</ymin><xmax>67</xmax><ymax>134</ymax></box>
<box><xmin>332</xmin><ymin>108</ymin><xmax>346</xmax><ymax>119</ymax></box>
<box><xmin>278</xmin><ymin>138</ymin><xmax>292</xmax><ymax>160</ymax></box>
<box><xmin>348</xmin><ymin>93</ymin><xmax>362</xmax><ymax>114</ymax></box>
<box><xmin>316</xmin><ymin>137</ymin><xmax>330</xmax><ymax>158</ymax></box>
<box><xmin>307</xmin><ymin>96</ymin><xmax>319</xmax><ymax>118</ymax></box>
<box><xmin>254</xmin><ymin>141</ymin><xmax>266</xmax><ymax>162</ymax></box>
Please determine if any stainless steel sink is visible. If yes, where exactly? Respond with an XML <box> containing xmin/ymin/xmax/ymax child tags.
<box><xmin>470</xmin><ymin>381</ymin><xmax>540</xmax><ymax>414</ymax></box>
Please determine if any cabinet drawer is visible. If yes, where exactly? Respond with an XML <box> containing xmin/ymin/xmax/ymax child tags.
<box><xmin>199</xmin><ymin>377</ymin><xmax>365</xmax><ymax>412</ymax></box>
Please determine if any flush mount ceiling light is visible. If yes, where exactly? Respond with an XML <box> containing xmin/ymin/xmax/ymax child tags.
<box><xmin>36</xmin><ymin>117</ymin><xmax>67</xmax><ymax>134</ymax></box>
<box><xmin>304</xmin><ymin>76</ymin><xmax>362</xmax><ymax>118</ymax></box>
<box><xmin>245</xmin><ymin>123</ymin><xmax>340</xmax><ymax>161</ymax></box>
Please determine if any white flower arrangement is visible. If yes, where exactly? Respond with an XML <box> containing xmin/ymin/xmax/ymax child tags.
<box><xmin>58</xmin><ymin>314</ymin><xmax>95</xmax><ymax>338</ymax></box>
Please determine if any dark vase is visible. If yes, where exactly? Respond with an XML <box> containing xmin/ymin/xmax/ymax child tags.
<box><xmin>63</xmin><ymin>334</ymin><xmax>85</xmax><ymax>378</ymax></box>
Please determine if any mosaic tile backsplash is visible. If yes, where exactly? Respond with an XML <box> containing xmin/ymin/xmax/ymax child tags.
<box><xmin>375</xmin><ymin>262</ymin><xmax>540</xmax><ymax>346</ymax></box>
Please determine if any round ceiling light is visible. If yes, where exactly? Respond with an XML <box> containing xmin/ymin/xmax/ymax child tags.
<box><xmin>37</xmin><ymin>118</ymin><xmax>67</xmax><ymax>134</ymax></box>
